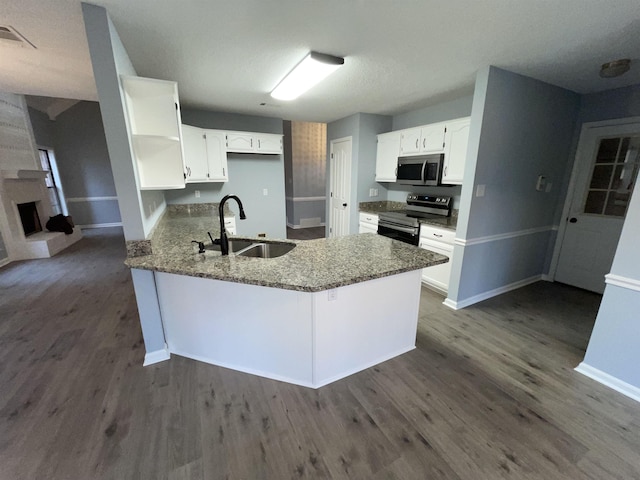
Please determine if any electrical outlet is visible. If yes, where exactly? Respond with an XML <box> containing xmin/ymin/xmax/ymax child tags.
<box><xmin>328</xmin><ymin>289</ymin><xmax>338</xmax><ymax>301</ymax></box>
<box><xmin>476</xmin><ymin>184</ymin><xmax>486</xmax><ymax>197</ymax></box>
<box><xmin>369</xmin><ymin>188</ymin><xmax>378</xmax><ymax>197</ymax></box>
<box><xmin>545</xmin><ymin>182</ymin><xmax>553</xmax><ymax>193</ymax></box>
<box><xmin>263</xmin><ymin>188</ymin><xmax>268</xmax><ymax>196</ymax></box>
<box><xmin>195</xmin><ymin>190</ymin><xmax>200</xmax><ymax>198</ymax></box>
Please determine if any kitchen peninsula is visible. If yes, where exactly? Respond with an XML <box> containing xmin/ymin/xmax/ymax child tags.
<box><xmin>126</xmin><ymin>203</ymin><xmax>448</xmax><ymax>388</ymax></box>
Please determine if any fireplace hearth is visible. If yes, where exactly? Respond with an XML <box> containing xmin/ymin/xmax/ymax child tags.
<box><xmin>17</xmin><ymin>201</ymin><xmax>42</xmax><ymax>237</ymax></box>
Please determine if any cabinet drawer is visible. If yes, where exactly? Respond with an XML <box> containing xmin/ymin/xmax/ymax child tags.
<box><xmin>419</xmin><ymin>225</ymin><xmax>455</xmax><ymax>245</ymax></box>
<box><xmin>359</xmin><ymin>212</ymin><xmax>379</xmax><ymax>226</ymax></box>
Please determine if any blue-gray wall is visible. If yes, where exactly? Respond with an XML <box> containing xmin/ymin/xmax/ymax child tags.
<box><xmin>575</xmin><ymin>83</ymin><xmax>640</xmax><ymax>394</ymax></box>
<box><xmin>449</xmin><ymin>66</ymin><xmax>579</xmax><ymax>305</ymax></box>
<box><xmin>29</xmin><ymin>102</ymin><xmax>122</xmax><ymax>227</ymax></box>
<box><xmin>326</xmin><ymin>113</ymin><xmax>391</xmax><ymax>235</ymax></box>
<box><xmin>164</xmin><ymin>108</ymin><xmax>287</xmax><ymax>239</ymax></box>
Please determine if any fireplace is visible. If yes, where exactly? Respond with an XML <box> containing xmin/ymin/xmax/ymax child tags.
<box><xmin>17</xmin><ymin>201</ymin><xmax>42</xmax><ymax>237</ymax></box>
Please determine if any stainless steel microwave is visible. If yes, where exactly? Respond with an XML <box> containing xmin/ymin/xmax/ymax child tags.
<box><xmin>396</xmin><ymin>154</ymin><xmax>444</xmax><ymax>186</ymax></box>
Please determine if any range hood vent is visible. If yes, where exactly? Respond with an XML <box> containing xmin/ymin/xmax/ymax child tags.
<box><xmin>0</xmin><ymin>25</ymin><xmax>36</xmax><ymax>49</ymax></box>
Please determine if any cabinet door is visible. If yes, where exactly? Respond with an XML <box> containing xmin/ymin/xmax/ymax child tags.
<box><xmin>358</xmin><ymin>223</ymin><xmax>378</xmax><ymax>234</ymax></box>
<box><xmin>419</xmin><ymin>240</ymin><xmax>453</xmax><ymax>294</ymax></box>
<box><xmin>399</xmin><ymin>128</ymin><xmax>421</xmax><ymax>155</ymax></box>
<box><xmin>420</xmin><ymin>123</ymin><xmax>446</xmax><ymax>153</ymax></box>
<box><xmin>226</xmin><ymin>132</ymin><xmax>255</xmax><ymax>152</ymax></box>
<box><xmin>182</xmin><ymin>125</ymin><xmax>209</xmax><ymax>182</ymax></box>
<box><xmin>375</xmin><ymin>132</ymin><xmax>401</xmax><ymax>182</ymax></box>
<box><xmin>255</xmin><ymin>134</ymin><xmax>283</xmax><ymax>154</ymax></box>
<box><xmin>443</xmin><ymin>118</ymin><xmax>470</xmax><ymax>185</ymax></box>
<box><xmin>204</xmin><ymin>130</ymin><xmax>229</xmax><ymax>181</ymax></box>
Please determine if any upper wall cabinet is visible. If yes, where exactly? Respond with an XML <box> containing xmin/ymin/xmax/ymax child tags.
<box><xmin>121</xmin><ymin>75</ymin><xmax>185</xmax><ymax>190</ymax></box>
<box><xmin>399</xmin><ymin>123</ymin><xmax>447</xmax><ymax>156</ymax></box>
<box><xmin>442</xmin><ymin>117</ymin><xmax>470</xmax><ymax>185</ymax></box>
<box><xmin>226</xmin><ymin>131</ymin><xmax>283</xmax><ymax>154</ymax></box>
<box><xmin>182</xmin><ymin>125</ymin><xmax>228</xmax><ymax>183</ymax></box>
<box><xmin>375</xmin><ymin>131</ymin><xmax>401</xmax><ymax>182</ymax></box>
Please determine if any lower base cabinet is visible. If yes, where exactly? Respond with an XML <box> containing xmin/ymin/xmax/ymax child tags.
<box><xmin>419</xmin><ymin>225</ymin><xmax>455</xmax><ymax>295</ymax></box>
<box><xmin>358</xmin><ymin>212</ymin><xmax>379</xmax><ymax>234</ymax></box>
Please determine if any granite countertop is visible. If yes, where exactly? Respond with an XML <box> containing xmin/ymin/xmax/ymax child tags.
<box><xmin>125</xmin><ymin>203</ymin><xmax>448</xmax><ymax>293</ymax></box>
<box><xmin>359</xmin><ymin>201</ymin><xmax>458</xmax><ymax>231</ymax></box>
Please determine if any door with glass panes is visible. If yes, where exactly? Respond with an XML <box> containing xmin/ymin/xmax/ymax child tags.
<box><xmin>555</xmin><ymin>122</ymin><xmax>640</xmax><ymax>293</ymax></box>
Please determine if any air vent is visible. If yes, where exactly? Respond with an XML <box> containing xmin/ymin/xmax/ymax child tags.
<box><xmin>0</xmin><ymin>25</ymin><xmax>36</xmax><ymax>49</ymax></box>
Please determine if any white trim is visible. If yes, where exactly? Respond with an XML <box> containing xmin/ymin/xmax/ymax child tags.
<box><xmin>143</xmin><ymin>346</ymin><xmax>170</xmax><ymax>366</ymax></box>
<box><xmin>575</xmin><ymin>362</ymin><xmax>640</xmax><ymax>404</ymax></box>
<box><xmin>66</xmin><ymin>196</ymin><xmax>118</xmax><ymax>203</ymax></box>
<box><xmin>455</xmin><ymin>225</ymin><xmax>554</xmax><ymax>246</ymax></box>
<box><xmin>79</xmin><ymin>222</ymin><xmax>123</xmax><ymax>229</ymax></box>
<box><xmin>605</xmin><ymin>274</ymin><xmax>640</xmax><ymax>292</ymax></box>
<box><xmin>286</xmin><ymin>196</ymin><xmax>327</xmax><ymax>202</ymax></box>
<box><xmin>443</xmin><ymin>275</ymin><xmax>542</xmax><ymax>310</ymax></box>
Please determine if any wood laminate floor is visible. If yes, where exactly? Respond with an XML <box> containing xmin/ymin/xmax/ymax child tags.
<box><xmin>1</xmin><ymin>227</ymin><xmax>639</xmax><ymax>480</ymax></box>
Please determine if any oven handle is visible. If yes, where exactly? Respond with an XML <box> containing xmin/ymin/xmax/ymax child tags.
<box><xmin>378</xmin><ymin>223</ymin><xmax>418</xmax><ymax>235</ymax></box>
<box><xmin>421</xmin><ymin>159</ymin><xmax>428</xmax><ymax>183</ymax></box>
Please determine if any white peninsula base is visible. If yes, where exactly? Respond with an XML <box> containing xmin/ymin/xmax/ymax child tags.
<box><xmin>154</xmin><ymin>269</ymin><xmax>423</xmax><ymax>388</ymax></box>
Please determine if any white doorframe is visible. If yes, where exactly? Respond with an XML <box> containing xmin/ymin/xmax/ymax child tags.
<box><xmin>549</xmin><ymin>116</ymin><xmax>640</xmax><ymax>280</ymax></box>
<box><xmin>329</xmin><ymin>136</ymin><xmax>352</xmax><ymax>238</ymax></box>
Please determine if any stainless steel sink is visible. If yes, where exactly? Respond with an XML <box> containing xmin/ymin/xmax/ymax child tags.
<box><xmin>236</xmin><ymin>242</ymin><xmax>296</xmax><ymax>259</ymax></box>
<box><xmin>206</xmin><ymin>239</ymin><xmax>254</xmax><ymax>253</ymax></box>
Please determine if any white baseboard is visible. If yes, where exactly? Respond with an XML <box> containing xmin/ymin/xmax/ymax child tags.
<box><xmin>143</xmin><ymin>346</ymin><xmax>170</xmax><ymax>366</ymax></box>
<box><xmin>541</xmin><ymin>274</ymin><xmax>553</xmax><ymax>282</ymax></box>
<box><xmin>443</xmin><ymin>275</ymin><xmax>543</xmax><ymax>310</ymax></box>
<box><xmin>575</xmin><ymin>362</ymin><xmax>640</xmax><ymax>404</ymax></box>
<box><xmin>79</xmin><ymin>222</ymin><xmax>123</xmax><ymax>229</ymax></box>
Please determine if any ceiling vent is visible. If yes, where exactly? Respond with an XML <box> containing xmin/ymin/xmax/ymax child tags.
<box><xmin>0</xmin><ymin>25</ymin><xmax>36</xmax><ymax>49</ymax></box>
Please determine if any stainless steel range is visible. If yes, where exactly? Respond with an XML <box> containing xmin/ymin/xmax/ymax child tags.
<box><xmin>378</xmin><ymin>194</ymin><xmax>452</xmax><ymax>245</ymax></box>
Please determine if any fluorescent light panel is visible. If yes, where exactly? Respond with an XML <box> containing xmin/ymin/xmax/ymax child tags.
<box><xmin>271</xmin><ymin>52</ymin><xmax>344</xmax><ymax>101</ymax></box>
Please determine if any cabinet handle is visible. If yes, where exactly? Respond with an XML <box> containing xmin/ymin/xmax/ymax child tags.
<box><xmin>423</xmin><ymin>138</ymin><xmax>426</xmax><ymax>149</ymax></box>
<box><xmin>415</xmin><ymin>139</ymin><xmax>419</xmax><ymax>149</ymax></box>
<box><xmin>258</xmin><ymin>139</ymin><xmax>261</xmax><ymax>149</ymax></box>
<box><xmin>251</xmin><ymin>138</ymin><xmax>253</xmax><ymax>148</ymax></box>
<box><xmin>444</xmin><ymin>166</ymin><xmax>447</xmax><ymax>176</ymax></box>
<box><xmin>433</xmin><ymin>233</ymin><xmax>443</xmax><ymax>238</ymax></box>
<box><xmin>395</xmin><ymin>167</ymin><xmax>398</xmax><ymax>176</ymax></box>
<box><xmin>223</xmin><ymin>168</ymin><xmax>225</xmax><ymax>176</ymax></box>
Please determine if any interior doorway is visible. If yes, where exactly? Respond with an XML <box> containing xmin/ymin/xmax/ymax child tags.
<box><xmin>38</xmin><ymin>147</ymin><xmax>67</xmax><ymax>216</ymax></box>
<box><xmin>329</xmin><ymin>136</ymin><xmax>352</xmax><ymax>238</ymax></box>
<box><xmin>283</xmin><ymin>121</ymin><xmax>327</xmax><ymax>240</ymax></box>
<box><xmin>553</xmin><ymin>118</ymin><xmax>640</xmax><ymax>293</ymax></box>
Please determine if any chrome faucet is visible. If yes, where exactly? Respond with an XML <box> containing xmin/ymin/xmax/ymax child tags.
<box><xmin>218</xmin><ymin>194</ymin><xmax>246</xmax><ymax>255</ymax></box>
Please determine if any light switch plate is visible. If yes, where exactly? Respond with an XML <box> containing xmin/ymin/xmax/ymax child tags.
<box><xmin>195</xmin><ymin>190</ymin><xmax>200</xmax><ymax>198</ymax></box>
<box><xmin>263</xmin><ymin>188</ymin><xmax>268</xmax><ymax>196</ymax></box>
<box><xmin>476</xmin><ymin>184</ymin><xmax>486</xmax><ymax>197</ymax></box>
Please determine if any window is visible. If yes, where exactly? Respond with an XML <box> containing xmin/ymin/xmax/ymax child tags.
<box><xmin>584</xmin><ymin>136</ymin><xmax>640</xmax><ymax>217</ymax></box>
<box><xmin>38</xmin><ymin>148</ymin><xmax>63</xmax><ymax>215</ymax></box>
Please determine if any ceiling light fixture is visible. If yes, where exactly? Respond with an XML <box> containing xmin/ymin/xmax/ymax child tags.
<box><xmin>271</xmin><ymin>51</ymin><xmax>344</xmax><ymax>101</ymax></box>
<box><xmin>599</xmin><ymin>59</ymin><xmax>631</xmax><ymax>78</ymax></box>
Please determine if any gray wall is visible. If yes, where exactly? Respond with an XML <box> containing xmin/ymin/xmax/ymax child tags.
<box><xmin>326</xmin><ymin>113</ymin><xmax>392</xmax><ymax>235</ymax></box>
<box><xmin>449</xmin><ymin>66</ymin><xmax>579</xmax><ymax>304</ymax></box>
<box><xmin>576</xmin><ymin>84</ymin><xmax>640</xmax><ymax>392</ymax></box>
<box><xmin>29</xmin><ymin>102</ymin><xmax>122</xmax><ymax>227</ymax></box>
<box><xmin>82</xmin><ymin>3</ymin><xmax>164</xmax><ymax>241</ymax></box>
<box><xmin>165</xmin><ymin>108</ymin><xmax>287</xmax><ymax>239</ymax></box>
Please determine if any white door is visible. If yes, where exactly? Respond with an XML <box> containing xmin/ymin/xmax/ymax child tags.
<box><xmin>329</xmin><ymin>137</ymin><xmax>352</xmax><ymax>238</ymax></box>
<box><xmin>554</xmin><ymin>121</ymin><xmax>640</xmax><ymax>293</ymax></box>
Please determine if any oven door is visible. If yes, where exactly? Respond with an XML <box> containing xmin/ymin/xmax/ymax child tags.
<box><xmin>377</xmin><ymin>224</ymin><xmax>420</xmax><ymax>246</ymax></box>
<box><xmin>423</xmin><ymin>155</ymin><xmax>444</xmax><ymax>186</ymax></box>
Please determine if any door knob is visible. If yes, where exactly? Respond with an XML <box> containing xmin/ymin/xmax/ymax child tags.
<box><xmin>569</xmin><ymin>217</ymin><xmax>577</xmax><ymax>223</ymax></box>
<box><xmin>342</xmin><ymin>203</ymin><xmax>347</xmax><ymax>207</ymax></box>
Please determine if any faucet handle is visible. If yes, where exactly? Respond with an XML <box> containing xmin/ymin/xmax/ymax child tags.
<box><xmin>191</xmin><ymin>240</ymin><xmax>206</xmax><ymax>253</ymax></box>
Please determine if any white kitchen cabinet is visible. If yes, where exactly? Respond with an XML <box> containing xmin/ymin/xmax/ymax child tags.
<box><xmin>419</xmin><ymin>224</ymin><xmax>455</xmax><ymax>295</ymax></box>
<box><xmin>121</xmin><ymin>75</ymin><xmax>185</xmax><ymax>190</ymax></box>
<box><xmin>182</xmin><ymin>125</ymin><xmax>228</xmax><ymax>183</ymax></box>
<box><xmin>226</xmin><ymin>131</ymin><xmax>283</xmax><ymax>154</ymax></box>
<box><xmin>358</xmin><ymin>212</ymin><xmax>379</xmax><ymax>234</ymax></box>
<box><xmin>442</xmin><ymin>117</ymin><xmax>470</xmax><ymax>185</ymax></box>
<box><xmin>375</xmin><ymin>131</ymin><xmax>401</xmax><ymax>182</ymax></box>
<box><xmin>420</xmin><ymin>123</ymin><xmax>446</xmax><ymax>153</ymax></box>
<box><xmin>255</xmin><ymin>133</ymin><xmax>283</xmax><ymax>154</ymax></box>
<box><xmin>399</xmin><ymin>127</ymin><xmax>421</xmax><ymax>155</ymax></box>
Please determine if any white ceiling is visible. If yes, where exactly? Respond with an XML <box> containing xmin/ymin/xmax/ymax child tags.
<box><xmin>2</xmin><ymin>0</ymin><xmax>640</xmax><ymax>123</ymax></box>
